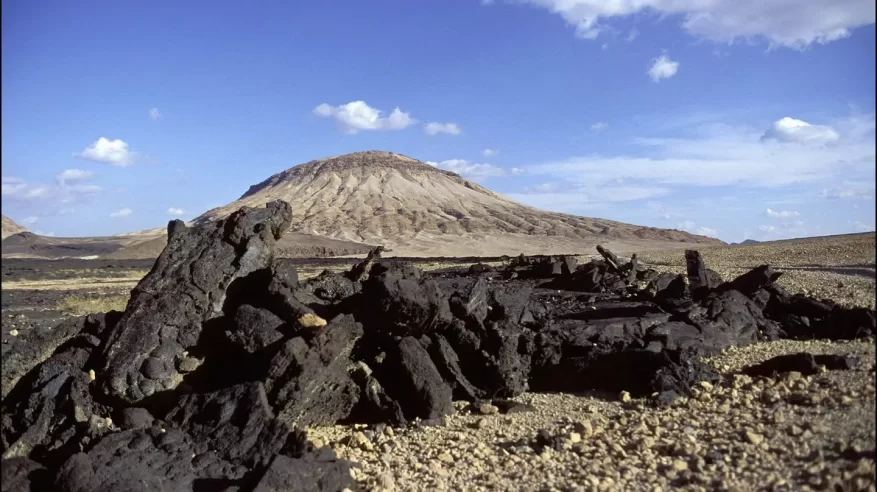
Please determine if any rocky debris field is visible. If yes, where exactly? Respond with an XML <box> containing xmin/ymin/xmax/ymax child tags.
<box><xmin>1</xmin><ymin>201</ymin><xmax>875</xmax><ymax>492</ymax></box>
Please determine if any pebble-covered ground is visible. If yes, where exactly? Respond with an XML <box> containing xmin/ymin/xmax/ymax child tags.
<box><xmin>305</xmin><ymin>234</ymin><xmax>877</xmax><ymax>492</ymax></box>
<box><xmin>312</xmin><ymin>339</ymin><xmax>876</xmax><ymax>492</ymax></box>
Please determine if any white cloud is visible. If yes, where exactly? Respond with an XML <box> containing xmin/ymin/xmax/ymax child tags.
<box><xmin>75</xmin><ymin>137</ymin><xmax>136</xmax><ymax>166</ymax></box>
<box><xmin>1</xmin><ymin>177</ymin><xmax>28</xmax><ymax>197</ymax></box>
<box><xmin>1</xmin><ymin>177</ymin><xmax>51</xmax><ymax>199</ymax></box>
<box><xmin>526</xmin><ymin>183</ymin><xmax>561</xmax><ymax>193</ymax></box>
<box><xmin>822</xmin><ymin>187</ymin><xmax>872</xmax><ymax>199</ymax></box>
<box><xmin>855</xmin><ymin>221</ymin><xmax>875</xmax><ymax>232</ymax></box>
<box><xmin>483</xmin><ymin>148</ymin><xmax>500</xmax><ymax>157</ymax></box>
<box><xmin>313</xmin><ymin>101</ymin><xmax>415</xmax><ymax>134</ymax></box>
<box><xmin>424</xmin><ymin>122</ymin><xmax>462</xmax><ymax>136</ymax></box>
<box><xmin>758</xmin><ymin>219</ymin><xmax>808</xmax><ymax>238</ymax></box>
<box><xmin>426</xmin><ymin>159</ymin><xmax>514</xmax><ymax>181</ymax></box>
<box><xmin>648</xmin><ymin>54</ymin><xmax>679</xmax><ymax>82</ymax></box>
<box><xmin>765</xmin><ymin>208</ymin><xmax>799</xmax><ymax>218</ymax></box>
<box><xmin>512</xmin><ymin>0</ymin><xmax>874</xmax><ymax>48</ymax></box>
<box><xmin>110</xmin><ymin>208</ymin><xmax>132</xmax><ymax>218</ymax></box>
<box><xmin>524</xmin><ymin>114</ymin><xmax>876</xmax><ymax>189</ymax></box>
<box><xmin>625</xmin><ymin>28</ymin><xmax>638</xmax><ymax>42</ymax></box>
<box><xmin>760</xmin><ymin>117</ymin><xmax>840</xmax><ymax>145</ymax></box>
<box><xmin>167</xmin><ymin>207</ymin><xmax>185</xmax><ymax>216</ymax></box>
<box><xmin>590</xmin><ymin>122</ymin><xmax>608</xmax><ymax>132</ymax></box>
<box><xmin>149</xmin><ymin>108</ymin><xmax>162</xmax><ymax>120</ymax></box>
<box><xmin>20</xmin><ymin>216</ymin><xmax>39</xmax><ymax>225</ymax></box>
<box><xmin>663</xmin><ymin>219</ymin><xmax>718</xmax><ymax>237</ymax></box>
<box><xmin>66</xmin><ymin>184</ymin><xmax>102</xmax><ymax>195</ymax></box>
<box><xmin>695</xmin><ymin>226</ymin><xmax>718</xmax><ymax>237</ymax></box>
<box><xmin>56</xmin><ymin>169</ymin><xmax>94</xmax><ymax>185</ymax></box>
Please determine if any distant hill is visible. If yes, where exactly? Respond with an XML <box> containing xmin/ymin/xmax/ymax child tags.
<box><xmin>194</xmin><ymin>150</ymin><xmax>724</xmax><ymax>256</ymax></box>
<box><xmin>731</xmin><ymin>239</ymin><xmax>761</xmax><ymax>245</ymax></box>
<box><xmin>1</xmin><ymin>215</ymin><xmax>27</xmax><ymax>239</ymax></box>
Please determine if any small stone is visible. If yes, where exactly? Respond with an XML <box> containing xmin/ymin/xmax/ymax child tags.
<box><xmin>88</xmin><ymin>369</ymin><xmax>96</xmax><ymax>381</ymax></box>
<box><xmin>9</xmin><ymin>329</ymin><xmax>18</xmax><ymax>336</ymax></box>
<box><xmin>437</xmin><ymin>451</ymin><xmax>454</xmax><ymax>463</ymax></box>
<box><xmin>744</xmin><ymin>430</ymin><xmax>765</xmax><ymax>445</ymax></box>
<box><xmin>672</xmin><ymin>459</ymin><xmax>689</xmax><ymax>472</ymax></box>
<box><xmin>479</xmin><ymin>403</ymin><xmax>499</xmax><ymax>415</ymax></box>
<box><xmin>782</xmin><ymin>371</ymin><xmax>803</xmax><ymax>383</ymax></box>
<box><xmin>619</xmin><ymin>391</ymin><xmax>632</xmax><ymax>403</ymax></box>
<box><xmin>475</xmin><ymin>418</ymin><xmax>489</xmax><ymax>430</ymax></box>
<box><xmin>698</xmin><ymin>381</ymin><xmax>713</xmax><ymax>392</ymax></box>
<box><xmin>569</xmin><ymin>432</ymin><xmax>582</xmax><ymax>444</ymax></box>
<box><xmin>177</xmin><ymin>357</ymin><xmax>200</xmax><ymax>373</ymax></box>
<box><xmin>574</xmin><ymin>420</ymin><xmax>594</xmax><ymax>437</ymax></box>
<box><xmin>347</xmin><ymin>431</ymin><xmax>373</xmax><ymax>451</ymax></box>
<box><xmin>377</xmin><ymin>472</ymin><xmax>396</xmax><ymax>490</ymax></box>
<box><xmin>310</xmin><ymin>437</ymin><xmax>325</xmax><ymax>449</ymax></box>
<box><xmin>298</xmin><ymin>313</ymin><xmax>327</xmax><ymax>329</ymax></box>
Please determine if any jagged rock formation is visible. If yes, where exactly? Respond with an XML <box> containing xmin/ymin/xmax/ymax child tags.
<box><xmin>194</xmin><ymin>151</ymin><xmax>723</xmax><ymax>256</ymax></box>
<box><xmin>2</xmin><ymin>201</ymin><xmax>873</xmax><ymax>490</ymax></box>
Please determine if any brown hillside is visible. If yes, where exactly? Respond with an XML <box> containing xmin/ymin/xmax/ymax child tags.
<box><xmin>1</xmin><ymin>215</ymin><xmax>28</xmax><ymax>239</ymax></box>
<box><xmin>194</xmin><ymin>151</ymin><xmax>723</xmax><ymax>256</ymax></box>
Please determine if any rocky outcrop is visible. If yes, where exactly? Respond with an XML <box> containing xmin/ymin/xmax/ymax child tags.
<box><xmin>2</xmin><ymin>201</ymin><xmax>874</xmax><ymax>490</ymax></box>
<box><xmin>99</xmin><ymin>201</ymin><xmax>293</xmax><ymax>403</ymax></box>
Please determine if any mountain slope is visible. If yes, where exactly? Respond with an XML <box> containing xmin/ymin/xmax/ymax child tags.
<box><xmin>195</xmin><ymin>150</ymin><xmax>722</xmax><ymax>256</ymax></box>
<box><xmin>1</xmin><ymin>216</ymin><xmax>28</xmax><ymax>240</ymax></box>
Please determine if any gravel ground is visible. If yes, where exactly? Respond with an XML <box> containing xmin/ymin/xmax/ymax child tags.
<box><xmin>312</xmin><ymin>339</ymin><xmax>876</xmax><ymax>492</ymax></box>
<box><xmin>636</xmin><ymin>233</ymin><xmax>875</xmax><ymax>268</ymax></box>
<box><xmin>306</xmin><ymin>235</ymin><xmax>877</xmax><ymax>492</ymax></box>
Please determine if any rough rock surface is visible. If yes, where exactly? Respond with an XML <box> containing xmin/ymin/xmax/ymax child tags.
<box><xmin>2</xmin><ymin>201</ymin><xmax>874</xmax><ymax>491</ymax></box>
<box><xmin>99</xmin><ymin>200</ymin><xmax>293</xmax><ymax>402</ymax></box>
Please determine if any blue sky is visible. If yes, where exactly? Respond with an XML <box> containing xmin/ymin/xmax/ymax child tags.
<box><xmin>2</xmin><ymin>0</ymin><xmax>875</xmax><ymax>243</ymax></box>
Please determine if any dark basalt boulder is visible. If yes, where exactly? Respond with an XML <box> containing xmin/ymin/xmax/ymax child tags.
<box><xmin>468</xmin><ymin>262</ymin><xmax>494</xmax><ymax>275</ymax></box>
<box><xmin>251</xmin><ymin>454</ymin><xmax>356</xmax><ymax>492</ymax></box>
<box><xmin>2</xmin><ymin>332</ymin><xmax>109</xmax><ymax>467</ymax></box>
<box><xmin>582</xmin><ymin>348</ymin><xmax>720</xmax><ymax>403</ymax></box>
<box><xmin>379</xmin><ymin>337</ymin><xmax>453</xmax><ymax>421</ymax></box>
<box><xmin>264</xmin><ymin>315</ymin><xmax>363</xmax><ymax>428</ymax></box>
<box><xmin>358</xmin><ymin>262</ymin><xmax>453</xmax><ymax>337</ymax></box>
<box><xmin>226</xmin><ymin>304</ymin><xmax>287</xmax><ymax>353</ymax></box>
<box><xmin>300</xmin><ymin>270</ymin><xmax>360</xmax><ymax>303</ymax></box>
<box><xmin>53</xmin><ymin>428</ymin><xmax>203</xmax><ymax>492</ymax></box>
<box><xmin>164</xmin><ymin>382</ymin><xmax>290</xmax><ymax>469</ymax></box>
<box><xmin>718</xmin><ymin>264</ymin><xmax>782</xmax><ymax>297</ymax></box>
<box><xmin>1</xmin><ymin>457</ymin><xmax>52</xmax><ymax>492</ymax></box>
<box><xmin>1</xmin><ymin>314</ymin><xmax>115</xmax><ymax>402</ymax></box>
<box><xmin>99</xmin><ymin>201</ymin><xmax>293</xmax><ymax>403</ymax></box>
<box><xmin>685</xmin><ymin>250</ymin><xmax>724</xmax><ymax>300</ymax></box>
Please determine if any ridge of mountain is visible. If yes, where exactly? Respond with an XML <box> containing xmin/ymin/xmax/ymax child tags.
<box><xmin>193</xmin><ymin>150</ymin><xmax>723</xmax><ymax>256</ymax></box>
<box><xmin>1</xmin><ymin>215</ymin><xmax>28</xmax><ymax>240</ymax></box>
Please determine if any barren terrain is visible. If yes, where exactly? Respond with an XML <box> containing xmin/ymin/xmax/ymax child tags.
<box><xmin>1</xmin><ymin>231</ymin><xmax>874</xmax><ymax>491</ymax></box>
